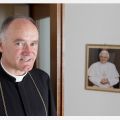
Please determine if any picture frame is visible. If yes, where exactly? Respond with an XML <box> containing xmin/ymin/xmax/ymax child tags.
<box><xmin>85</xmin><ymin>44</ymin><xmax>120</xmax><ymax>93</ymax></box>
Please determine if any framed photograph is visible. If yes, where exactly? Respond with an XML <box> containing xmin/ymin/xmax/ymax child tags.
<box><xmin>85</xmin><ymin>44</ymin><xmax>120</xmax><ymax>92</ymax></box>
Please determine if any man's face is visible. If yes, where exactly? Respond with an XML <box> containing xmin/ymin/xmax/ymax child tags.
<box><xmin>0</xmin><ymin>19</ymin><xmax>39</xmax><ymax>75</ymax></box>
<box><xmin>99</xmin><ymin>55</ymin><xmax>109</xmax><ymax>64</ymax></box>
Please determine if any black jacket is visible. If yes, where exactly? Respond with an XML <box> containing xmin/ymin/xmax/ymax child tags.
<box><xmin>0</xmin><ymin>65</ymin><xmax>56</xmax><ymax>116</ymax></box>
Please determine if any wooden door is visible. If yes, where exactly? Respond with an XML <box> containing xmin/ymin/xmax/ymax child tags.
<box><xmin>29</xmin><ymin>4</ymin><xmax>63</xmax><ymax>115</ymax></box>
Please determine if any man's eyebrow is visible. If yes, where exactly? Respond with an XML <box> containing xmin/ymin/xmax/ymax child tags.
<box><xmin>13</xmin><ymin>39</ymin><xmax>25</xmax><ymax>42</ymax></box>
<box><xmin>32</xmin><ymin>40</ymin><xmax>39</xmax><ymax>43</ymax></box>
<box><xmin>13</xmin><ymin>39</ymin><xmax>38</xmax><ymax>42</ymax></box>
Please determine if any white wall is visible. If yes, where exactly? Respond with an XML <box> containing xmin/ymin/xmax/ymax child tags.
<box><xmin>64</xmin><ymin>4</ymin><xmax>120</xmax><ymax>116</ymax></box>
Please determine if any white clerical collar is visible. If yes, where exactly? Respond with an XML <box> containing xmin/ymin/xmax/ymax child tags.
<box><xmin>1</xmin><ymin>61</ymin><xmax>27</xmax><ymax>82</ymax></box>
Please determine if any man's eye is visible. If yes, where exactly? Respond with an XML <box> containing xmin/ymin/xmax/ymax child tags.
<box><xmin>16</xmin><ymin>42</ymin><xmax>20</xmax><ymax>45</ymax></box>
<box><xmin>31</xmin><ymin>43</ymin><xmax>35</xmax><ymax>46</ymax></box>
<box><xmin>31</xmin><ymin>42</ymin><xmax>38</xmax><ymax>46</ymax></box>
<box><xmin>16</xmin><ymin>42</ymin><xmax>24</xmax><ymax>46</ymax></box>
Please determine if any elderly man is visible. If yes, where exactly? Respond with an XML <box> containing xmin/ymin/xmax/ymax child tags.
<box><xmin>0</xmin><ymin>16</ymin><xmax>56</xmax><ymax>116</ymax></box>
<box><xmin>88</xmin><ymin>49</ymin><xmax>119</xmax><ymax>88</ymax></box>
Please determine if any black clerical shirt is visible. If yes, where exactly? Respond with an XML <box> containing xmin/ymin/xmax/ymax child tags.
<box><xmin>0</xmin><ymin>65</ymin><xmax>56</xmax><ymax>116</ymax></box>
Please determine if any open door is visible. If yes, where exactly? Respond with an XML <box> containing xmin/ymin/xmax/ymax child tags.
<box><xmin>29</xmin><ymin>4</ymin><xmax>63</xmax><ymax>115</ymax></box>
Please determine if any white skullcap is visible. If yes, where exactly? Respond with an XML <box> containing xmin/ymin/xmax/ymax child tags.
<box><xmin>99</xmin><ymin>50</ymin><xmax>110</xmax><ymax>58</ymax></box>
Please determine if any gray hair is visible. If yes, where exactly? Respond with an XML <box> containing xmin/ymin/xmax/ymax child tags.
<box><xmin>0</xmin><ymin>16</ymin><xmax>38</xmax><ymax>40</ymax></box>
<box><xmin>99</xmin><ymin>50</ymin><xmax>110</xmax><ymax>58</ymax></box>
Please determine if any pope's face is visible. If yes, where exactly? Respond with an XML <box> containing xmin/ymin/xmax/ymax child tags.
<box><xmin>99</xmin><ymin>55</ymin><xmax>109</xmax><ymax>64</ymax></box>
<box><xmin>0</xmin><ymin>18</ymin><xmax>39</xmax><ymax>75</ymax></box>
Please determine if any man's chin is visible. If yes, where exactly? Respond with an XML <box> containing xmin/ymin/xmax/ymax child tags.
<box><xmin>22</xmin><ymin>66</ymin><xmax>33</xmax><ymax>73</ymax></box>
<box><xmin>101</xmin><ymin>61</ymin><xmax>107</xmax><ymax>64</ymax></box>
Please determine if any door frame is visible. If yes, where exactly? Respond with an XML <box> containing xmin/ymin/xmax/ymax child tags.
<box><xmin>50</xmin><ymin>4</ymin><xmax>64</xmax><ymax>116</ymax></box>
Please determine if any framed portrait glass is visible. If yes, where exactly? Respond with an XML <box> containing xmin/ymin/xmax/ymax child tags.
<box><xmin>85</xmin><ymin>44</ymin><xmax>120</xmax><ymax>93</ymax></box>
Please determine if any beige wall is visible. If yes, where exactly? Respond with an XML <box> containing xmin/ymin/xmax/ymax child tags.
<box><xmin>0</xmin><ymin>4</ymin><xmax>29</xmax><ymax>28</ymax></box>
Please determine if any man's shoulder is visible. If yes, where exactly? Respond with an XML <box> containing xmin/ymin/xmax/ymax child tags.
<box><xmin>29</xmin><ymin>68</ymin><xmax>49</xmax><ymax>80</ymax></box>
<box><xmin>27</xmin><ymin>68</ymin><xmax>50</xmax><ymax>92</ymax></box>
<box><xmin>90</xmin><ymin>62</ymin><xmax>100</xmax><ymax>66</ymax></box>
<box><xmin>107</xmin><ymin>62</ymin><xmax>115</xmax><ymax>66</ymax></box>
<box><xmin>93</xmin><ymin>62</ymin><xmax>115</xmax><ymax>66</ymax></box>
<box><xmin>31</xmin><ymin>68</ymin><xmax>48</xmax><ymax>74</ymax></box>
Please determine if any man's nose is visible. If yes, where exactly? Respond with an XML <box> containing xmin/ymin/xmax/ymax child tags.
<box><xmin>22</xmin><ymin>44</ymin><xmax>31</xmax><ymax>55</ymax></box>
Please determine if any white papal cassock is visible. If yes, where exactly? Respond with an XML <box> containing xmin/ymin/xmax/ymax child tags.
<box><xmin>88</xmin><ymin>62</ymin><xmax>119</xmax><ymax>88</ymax></box>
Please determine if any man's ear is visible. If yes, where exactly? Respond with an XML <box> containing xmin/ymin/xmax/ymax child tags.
<box><xmin>0</xmin><ymin>40</ymin><xmax>3</xmax><ymax>53</ymax></box>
